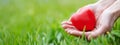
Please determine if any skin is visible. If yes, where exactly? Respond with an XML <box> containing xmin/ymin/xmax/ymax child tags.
<box><xmin>61</xmin><ymin>0</ymin><xmax>120</xmax><ymax>40</ymax></box>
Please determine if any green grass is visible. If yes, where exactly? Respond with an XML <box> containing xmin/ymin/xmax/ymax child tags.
<box><xmin>0</xmin><ymin>0</ymin><xmax>120</xmax><ymax>45</ymax></box>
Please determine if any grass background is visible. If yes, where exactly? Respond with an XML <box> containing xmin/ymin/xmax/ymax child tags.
<box><xmin>0</xmin><ymin>0</ymin><xmax>120</xmax><ymax>45</ymax></box>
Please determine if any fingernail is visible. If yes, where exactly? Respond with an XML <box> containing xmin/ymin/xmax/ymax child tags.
<box><xmin>88</xmin><ymin>35</ymin><xmax>92</xmax><ymax>40</ymax></box>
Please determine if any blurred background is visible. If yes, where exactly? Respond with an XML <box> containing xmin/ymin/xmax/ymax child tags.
<box><xmin>0</xmin><ymin>0</ymin><xmax>120</xmax><ymax>45</ymax></box>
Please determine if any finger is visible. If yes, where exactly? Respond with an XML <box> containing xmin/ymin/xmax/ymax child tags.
<box><xmin>61</xmin><ymin>21</ymin><xmax>72</xmax><ymax>25</ymax></box>
<box><xmin>62</xmin><ymin>24</ymin><xmax>75</xmax><ymax>29</ymax></box>
<box><xmin>65</xmin><ymin>28</ymin><xmax>91</xmax><ymax>37</ymax></box>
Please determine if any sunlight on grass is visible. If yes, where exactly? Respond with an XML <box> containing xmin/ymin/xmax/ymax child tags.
<box><xmin>0</xmin><ymin>0</ymin><xmax>120</xmax><ymax>45</ymax></box>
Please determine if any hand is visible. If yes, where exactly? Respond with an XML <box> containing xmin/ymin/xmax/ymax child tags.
<box><xmin>61</xmin><ymin>0</ymin><xmax>120</xmax><ymax>40</ymax></box>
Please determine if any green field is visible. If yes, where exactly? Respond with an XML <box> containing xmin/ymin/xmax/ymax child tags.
<box><xmin>0</xmin><ymin>0</ymin><xmax>120</xmax><ymax>45</ymax></box>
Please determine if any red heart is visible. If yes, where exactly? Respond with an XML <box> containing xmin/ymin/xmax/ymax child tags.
<box><xmin>70</xmin><ymin>7</ymin><xmax>96</xmax><ymax>31</ymax></box>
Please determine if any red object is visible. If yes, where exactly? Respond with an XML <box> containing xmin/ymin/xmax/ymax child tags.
<box><xmin>70</xmin><ymin>7</ymin><xmax>96</xmax><ymax>31</ymax></box>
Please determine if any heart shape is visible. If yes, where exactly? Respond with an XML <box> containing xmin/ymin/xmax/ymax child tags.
<box><xmin>70</xmin><ymin>7</ymin><xmax>96</xmax><ymax>31</ymax></box>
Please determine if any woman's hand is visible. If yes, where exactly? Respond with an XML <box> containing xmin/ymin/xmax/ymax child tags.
<box><xmin>61</xmin><ymin>0</ymin><xmax>120</xmax><ymax>40</ymax></box>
